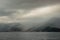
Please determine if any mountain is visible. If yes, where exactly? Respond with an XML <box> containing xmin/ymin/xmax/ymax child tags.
<box><xmin>0</xmin><ymin>18</ymin><xmax>60</xmax><ymax>32</ymax></box>
<box><xmin>26</xmin><ymin>18</ymin><xmax>60</xmax><ymax>32</ymax></box>
<box><xmin>26</xmin><ymin>25</ymin><xmax>60</xmax><ymax>32</ymax></box>
<box><xmin>0</xmin><ymin>23</ymin><xmax>22</xmax><ymax>32</ymax></box>
<box><xmin>0</xmin><ymin>22</ymin><xmax>60</xmax><ymax>32</ymax></box>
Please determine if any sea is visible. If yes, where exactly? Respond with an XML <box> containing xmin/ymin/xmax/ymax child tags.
<box><xmin>0</xmin><ymin>32</ymin><xmax>60</xmax><ymax>40</ymax></box>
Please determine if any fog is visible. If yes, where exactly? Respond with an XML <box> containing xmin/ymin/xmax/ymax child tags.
<box><xmin>0</xmin><ymin>0</ymin><xmax>60</xmax><ymax>31</ymax></box>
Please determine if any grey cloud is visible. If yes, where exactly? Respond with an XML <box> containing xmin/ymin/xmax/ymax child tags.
<box><xmin>7</xmin><ymin>0</ymin><xmax>60</xmax><ymax>8</ymax></box>
<box><xmin>0</xmin><ymin>0</ymin><xmax>60</xmax><ymax>16</ymax></box>
<box><xmin>0</xmin><ymin>0</ymin><xmax>60</xmax><ymax>31</ymax></box>
<box><xmin>3</xmin><ymin>0</ymin><xmax>60</xmax><ymax>9</ymax></box>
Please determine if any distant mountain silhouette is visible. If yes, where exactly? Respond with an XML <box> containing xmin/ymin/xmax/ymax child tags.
<box><xmin>7</xmin><ymin>26</ymin><xmax>22</xmax><ymax>32</ymax></box>
<box><xmin>0</xmin><ymin>17</ymin><xmax>60</xmax><ymax>32</ymax></box>
<box><xmin>26</xmin><ymin>17</ymin><xmax>60</xmax><ymax>32</ymax></box>
<box><xmin>42</xmin><ymin>26</ymin><xmax>60</xmax><ymax>32</ymax></box>
<box><xmin>26</xmin><ymin>26</ymin><xmax>60</xmax><ymax>32</ymax></box>
<box><xmin>0</xmin><ymin>23</ymin><xmax>22</xmax><ymax>32</ymax></box>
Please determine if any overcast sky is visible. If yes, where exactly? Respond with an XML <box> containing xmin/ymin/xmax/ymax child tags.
<box><xmin>0</xmin><ymin>0</ymin><xmax>60</xmax><ymax>30</ymax></box>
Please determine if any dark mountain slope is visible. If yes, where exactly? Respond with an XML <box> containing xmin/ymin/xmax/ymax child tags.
<box><xmin>26</xmin><ymin>18</ymin><xmax>60</xmax><ymax>32</ymax></box>
<box><xmin>26</xmin><ymin>26</ymin><xmax>60</xmax><ymax>32</ymax></box>
<box><xmin>0</xmin><ymin>23</ymin><xmax>22</xmax><ymax>32</ymax></box>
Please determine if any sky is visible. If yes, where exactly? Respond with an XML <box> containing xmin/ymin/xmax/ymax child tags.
<box><xmin>0</xmin><ymin>0</ymin><xmax>60</xmax><ymax>30</ymax></box>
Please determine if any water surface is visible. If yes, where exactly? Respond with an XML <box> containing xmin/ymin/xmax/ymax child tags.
<box><xmin>0</xmin><ymin>32</ymin><xmax>60</xmax><ymax>40</ymax></box>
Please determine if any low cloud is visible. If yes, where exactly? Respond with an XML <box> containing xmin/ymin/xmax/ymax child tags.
<box><xmin>0</xmin><ymin>0</ymin><xmax>60</xmax><ymax>30</ymax></box>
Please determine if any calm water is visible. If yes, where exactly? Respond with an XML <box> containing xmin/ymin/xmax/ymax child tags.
<box><xmin>0</xmin><ymin>32</ymin><xmax>60</xmax><ymax>40</ymax></box>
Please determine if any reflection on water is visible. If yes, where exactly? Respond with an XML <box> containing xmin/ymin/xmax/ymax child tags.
<box><xmin>0</xmin><ymin>32</ymin><xmax>60</xmax><ymax>40</ymax></box>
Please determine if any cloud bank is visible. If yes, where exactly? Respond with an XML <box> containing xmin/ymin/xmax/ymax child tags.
<box><xmin>0</xmin><ymin>0</ymin><xmax>60</xmax><ymax>30</ymax></box>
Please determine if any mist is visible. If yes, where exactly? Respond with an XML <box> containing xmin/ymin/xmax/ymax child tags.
<box><xmin>0</xmin><ymin>0</ymin><xmax>60</xmax><ymax>31</ymax></box>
